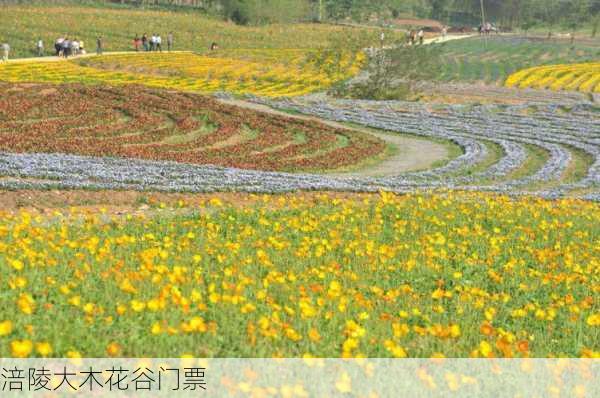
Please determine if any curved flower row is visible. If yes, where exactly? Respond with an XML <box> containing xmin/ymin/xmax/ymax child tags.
<box><xmin>505</xmin><ymin>62</ymin><xmax>600</xmax><ymax>93</ymax></box>
<box><xmin>0</xmin><ymin>84</ymin><xmax>385</xmax><ymax>173</ymax></box>
<box><xmin>0</xmin><ymin>50</ymin><xmax>365</xmax><ymax>98</ymax></box>
<box><xmin>0</xmin><ymin>87</ymin><xmax>597</xmax><ymax>200</ymax></box>
<box><xmin>249</xmin><ymin>96</ymin><xmax>599</xmax><ymax>198</ymax></box>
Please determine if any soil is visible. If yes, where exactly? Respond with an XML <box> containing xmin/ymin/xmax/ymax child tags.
<box><xmin>0</xmin><ymin>189</ymin><xmax>380</xmax><ymax>215</ymax></box>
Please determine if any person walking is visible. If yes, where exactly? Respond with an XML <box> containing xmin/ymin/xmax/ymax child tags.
<box><xmin>71</xmin><ymin>38</ymin><xmax>80</xmax><ymax>56</ymax></box>
<box><xmin>55</xmin><ymin>36</ymin><xmax>65</xmax><ymax>56</ymax></box>
<box><xmin>150</xmin><ymin>34</ymin><xmax>156</xmax><ymax>51</ymax></box>
<box><xmin>1</xmin><ymin>43</ymin><xmax>9</xmax><ymax>62</ymax></box>
<box><xmin>156</xmin><ymin>34</ymin><xmax>162</xmax><ymax>52</ymax></box>
<box><xmin>36</xmin><ymin>38</ymin><xmax>44</xmax><ymax>57</ymax></box>
<box><xmin>142</xmin><ymin>33</ymin><xmax>148</xmax><ymax>51</ymax></box>
<box><xmin>167</xmin><ymin>32</ymin><xmax>173</xmax><ymax>52</ymax></box>
<box><xmin>133</xmin><ymin>35</ymin><xmax>141</xmax><ymax>52</ymax></box>
<box><xmin>61</xmin><ymin>37</ymin><xmax>70</xmax><ymax>58</ymax></box>
<box><xmin>418</xmin><ymin>29</ymin><xmax>424</xmax><ymax>45</ymax></box>
<box><xmin>96</xmin><ymin>36</ymin><xmax>103</xmax><ymax>55</ymax></box>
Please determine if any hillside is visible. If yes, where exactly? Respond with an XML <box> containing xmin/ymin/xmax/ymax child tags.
<box><xmin>0</xmin><ymin>3</ymin><xmax>392</xmax><ymax>58</ymax></box>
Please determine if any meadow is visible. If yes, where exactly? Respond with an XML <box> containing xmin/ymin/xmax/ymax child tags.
<box><xmin>0</xmin><ymin>191</ymin><xmax>598</xmax><ymax>358</ymax></box>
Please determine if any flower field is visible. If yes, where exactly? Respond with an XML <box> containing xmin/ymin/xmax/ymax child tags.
<box><xmin>0</xmin><ymin>50</ymin><xmax>365</xmax><ymax>97</ymax></box>
<box><xmin>0</xmin><ymin>83</ymin><xmax>385</xmax><ymax>172</ymax></box>
<box><xmin>506</xmin><ymin>62</ymin><xmax>600</xmax><ymax>93</ymax></box>
<box><xmin>2</xmin><ymin>89</ymin><xmax>599</xmax><ymax>200</ymax></box>
<box><xmin>0</xmin><ymin>191</ymin><xmax>598</xmax><ymax>358</ymax></box>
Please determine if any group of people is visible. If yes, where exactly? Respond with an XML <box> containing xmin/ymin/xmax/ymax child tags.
<box><xmin>53</xmin><ymin>37</ymin><xmax>87</xmax><ymax>58</ymax></box>
<box><xmin>407</xmin><ymin>29</ymin><xmax>425</xmax><ymax>45</ymax></box>
<box><xmin>0</xmin><ymin>33</ymin><xmax>221</xmax><ymax>62</ymax></box>
<box><xmin>478</xmin><ymin>22</ymin><xmax>498</xmax><ymax>35</ymax></box>
<box><xmin>133</xmin><ymin>33</ymin><xmax>173</xmax><ymax>52</ymax></box>
<box><xmin>50</xmin><ymin>36</ymin><xmax>104</xmax><ymax>58</ymax></box>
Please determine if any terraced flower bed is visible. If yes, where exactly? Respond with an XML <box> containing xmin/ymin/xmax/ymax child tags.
<box><xmin>0</xmin><ymin>84</ymin><xmax>385</xmax><ymax>173</ymax></box>
<box><xmin>506</xmin><ymin>62</ymin><xmax>600</xmax><ymax>93</ymax></box>
<box><xmin>0</xmin><ymin>50</ymin><xmax>365</xmax><ymax>97</ymax></box>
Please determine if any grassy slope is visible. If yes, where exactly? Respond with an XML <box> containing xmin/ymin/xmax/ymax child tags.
<box><xmin>435</xmin><ymin>36</ymin><xmax>600</xmax><ymax>85</ymax></box>
<box><xmin>0</xmin><ymin>4</ymin><xmax>389</xmax><ymax>58</ymax></box>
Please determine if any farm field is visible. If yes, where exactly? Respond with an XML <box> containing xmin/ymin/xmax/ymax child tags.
<box><xmin>0</xmin><ymin>83</ymin><xmax>386</xmax><ymax>173</ymax></box>
<box><xmin>1</xmin><ymin>83</ymin><xmax>598</xmax><ymax>199</ymax></box>
<box><xmin>0</xmin><ymin>50</ymin><xmax>365</xmax><ymax>97</ymax></box>
<box><xmin>506</xmin><ymin>62</ymin><xmax>600</xmax><ymax>93</ymax></box>
<box><xmin>1</xmin><ymin>191</ymin><xmax>598</xmax><ymax>358</ymax></box>
<box><xmin>432</xmin><ymin>36</ymin><xmax>600</xmax><ymax>85</ymax></box>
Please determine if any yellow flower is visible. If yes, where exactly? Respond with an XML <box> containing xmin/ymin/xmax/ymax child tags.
<box><xmin>67</xmin><ymin>350</ymin><xmax>82</xmax><ymax>358</ymax></box>
<box><xmin>0</xmin><ymin>320</ymin><xmax>13</xmax><ymax>336</ymax></box>
<box><xmin>285</xmin><ymin>328</ymin><xmax>302</xmax><ymax>342</ymax></box>
<box><xmin>130</xmin><ymin>300</ymin><xmax>146</xmax><ymax>312</ymax></box>
<box><xmin>151</xmin><ymin>322</ymin><xmax>162</xmax><ymax>335</ymax></box>
<box><xmin>449</xmin><ymin>324</ymin><xmax>461</xmax><ymax>338</ymax></box>
<box><xmin>17</xmin><ymin>293</ymin><xmax>35</xmax><ymax>315</ymax></box>
<box><xmin>308</xmin><ymin>328</ymin><xmax>321</xmax><ymax>342</ymax></box>
<box><xmin>11</xmin><ymin>339</ymin><xmax>33</xmax><ymax>358</ymax></box>
<box><xmin>586</xmin><ymin>313</ymin><xmax>599</xmax><ymax>326</ymax></box>
<box><xmin>384</xmin><ymin>340</ymin><xmax>407</xmax><ymax>358</ymax></box>
<box><xmin>36</xmin><ymin>342</ymin><xmax>53</xmax><ymax>357</ymax></box>
<box><xmin>10</xmin><ymin>259</ymin><xmax>24</xmax><ymax>271</ymax></box>
<box><xmin>479</xmin><ymin>341</ymin><xmax>493</xmax><ymax>358</ymax></box>
<box><xmin>328</xmin><ymin>280</ymin><xmax>342</xmax><ymax>298</ymax></box>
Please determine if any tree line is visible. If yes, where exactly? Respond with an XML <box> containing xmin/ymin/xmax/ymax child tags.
<box><xmin>2</xmin><ymin>0</ymin><xmax>598</xmax><ymax>29</ymax></box>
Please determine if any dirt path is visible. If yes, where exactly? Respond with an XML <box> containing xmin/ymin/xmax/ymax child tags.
<box><xmin>218</xmin><ymin>98</ymin><xmax>450</xmax><ymax>176</ymax></box>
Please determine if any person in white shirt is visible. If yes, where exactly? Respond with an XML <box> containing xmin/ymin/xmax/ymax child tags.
<box><xmin>150</xmin><ymin>34</ymin><xmax>157</xmax><ymax>51</ymax></box>
<box><xmin>36</xmin><ymin>38</ymin><xmax>44</xmax><ymax>56</ymax></box>
<box><xmin>417</xmin><ymin>30</ymin><xmax>424</xmax><ymax>45</ymax></box>
<box><xmin>156</xmin><ymin>34</ymin><xmax>162</xmax><ymax>52</ymax></box>
<box><xmin>1</xmin><ymin>43</ymin><xmax>9</xmax><ymax>62</ymax></box>
<box><xmin>71</xmin><ymin>39</ymin><xmax>80</xmax><ymax>56</ymax></box>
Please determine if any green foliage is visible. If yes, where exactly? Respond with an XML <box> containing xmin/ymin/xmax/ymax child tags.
<box><xmin>332</xmin><ymin>42</ymin><xmax>443</xmax><ymax>101</ymax></box>
<box><xmin>220</xmin><ymin>0</ymin><xmax>310</xmax><ymax>25</ymax></box>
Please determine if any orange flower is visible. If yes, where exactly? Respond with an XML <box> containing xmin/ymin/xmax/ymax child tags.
<box><xmin>106</xmin><ymin>342</ymin><xmax>122</xmax><ymax>357</ymax></box>
<box><xmin>480</xmin><ymin>322</ymin><xmax>494</xmax><ymax>336</ymax></box>
<box><xmin>517</xmin><ymin>340</ymin><xmax>530</xmax><ymax>353</ymax></box>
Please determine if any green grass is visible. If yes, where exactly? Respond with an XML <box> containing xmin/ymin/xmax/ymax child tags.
<box><xmin>432</xmin><ymin>36</ymin><xmax>600</xmax><ymax>84</ymax></box>
<box><xmin>0</xmin><ymin>3</ymin><xmax>398</xmax><ymax>59</ymax></box>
